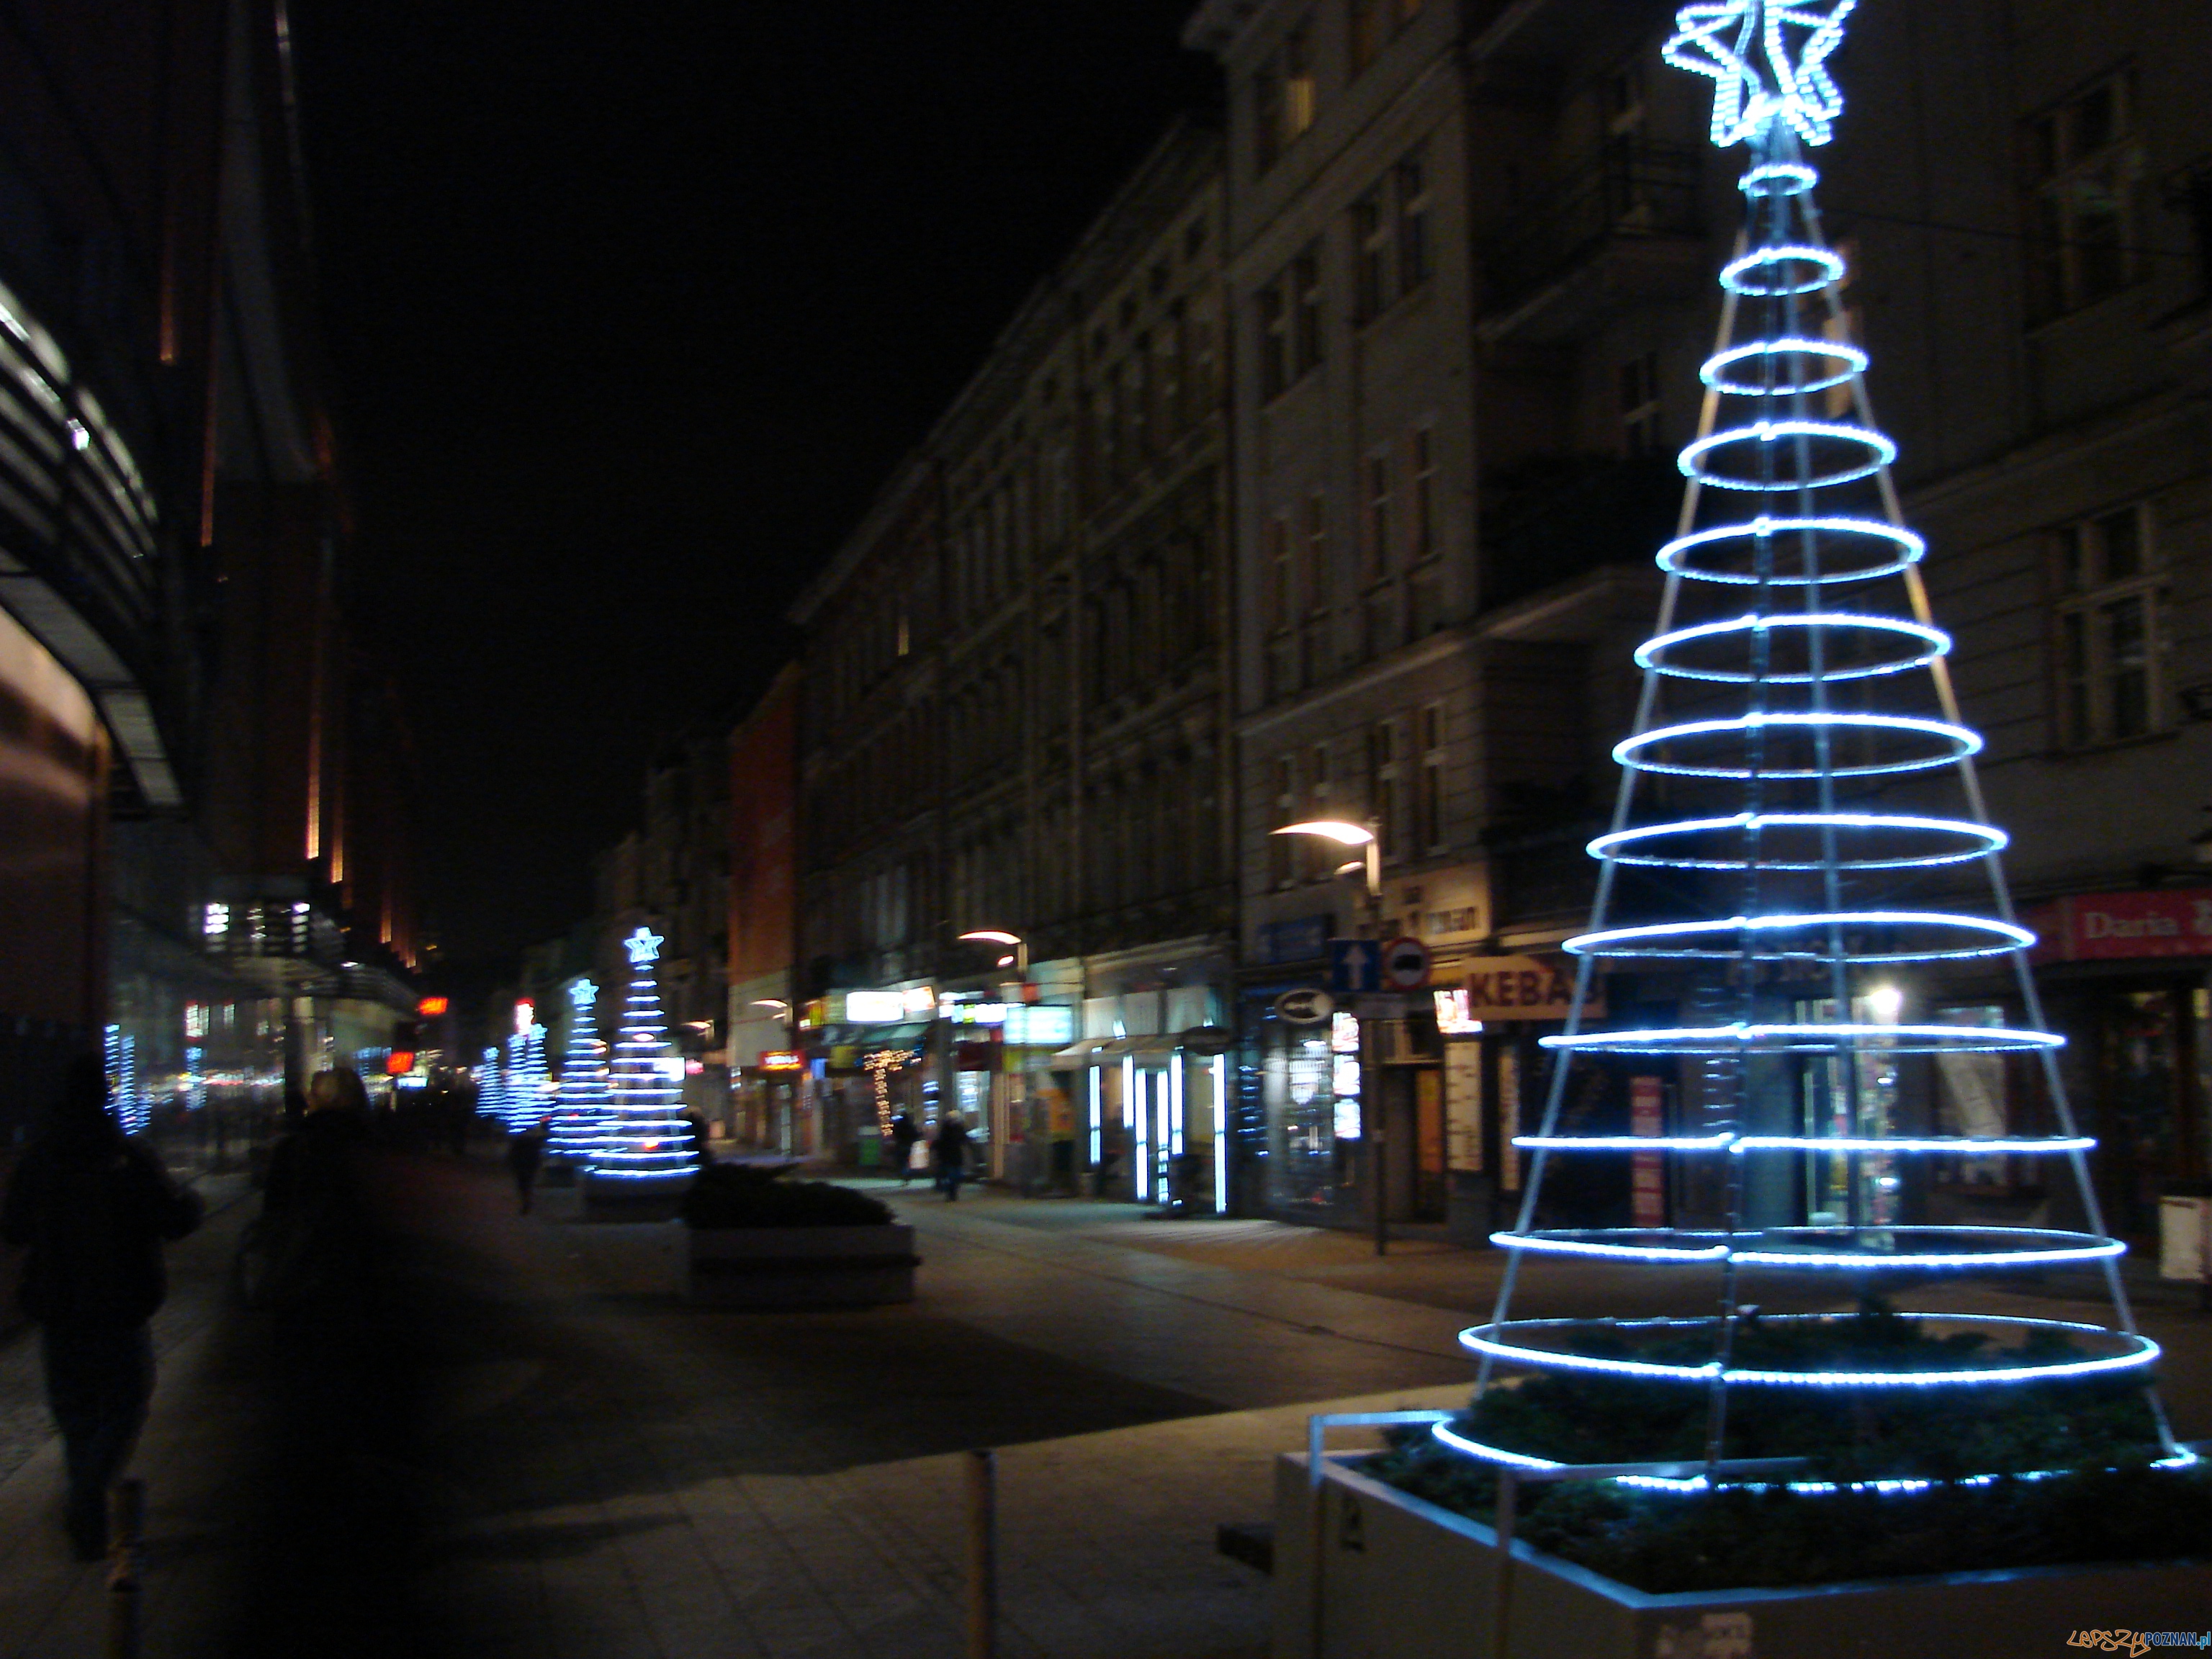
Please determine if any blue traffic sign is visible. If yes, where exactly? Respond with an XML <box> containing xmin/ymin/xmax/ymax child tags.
<box><xmin>1328</xmin><ymin>938</ymin><xmax>1382</xmax><ymax>995</ymax></box>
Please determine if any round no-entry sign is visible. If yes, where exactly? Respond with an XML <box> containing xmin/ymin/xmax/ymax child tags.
<box><xmin>1382</xmin><ymin>936</ymin><xmax>1431</xmax><ymax>990</ymax></box>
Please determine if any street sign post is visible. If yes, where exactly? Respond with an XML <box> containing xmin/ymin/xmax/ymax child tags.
<box><xmin>1380</xmin><ymin>936</ymin><xmax>1430</xmax><ymax>990</ymax></box>
<box><xmin>1328</xmin><ymin>938</ymin><xmax>1382</xmax><ymax>996</ymax></box>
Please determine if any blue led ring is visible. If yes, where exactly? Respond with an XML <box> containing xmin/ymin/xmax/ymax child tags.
<box><xmin>1720</xmin><ymin>243</ymin><xmax>1845</xmax><ymax>295</ymax></box>
<box><xmin>1656</xmin><ymin>516</ymin><xmax>1925</xmax><ymax>584</ymax></box>
<box><xmin>1680</xmin><ymin>420</ymin><xmax>1899</xmax><ymax>490</ymax></box>
<box><xmin>1738</xmin><ymin>161</ymin><xmax>1819</xmax><ymax>197</ymax></box>
<box><xmin>1513</xmin><ymin>1133</ymin><xmax>2095</xmax><ymax>1155</ymax></box>
<box><xmin>1491</xmin><ymin>1226</ymin><xmax>2123</xmax><ymax>1271</ymax></box>
<box><xmin>1701</xmin><ymin>338</ymin><xmax>1869</xmax><ymax>395</ymax></box>
<box><xmin>1541</xmin><ymin>1023</ymin><xmax>2064</xmax><ymax>1058</ymax></box>
<box><xmin>1589</xmin><ymin>812</ymin><xmax>2006</xmax><ymax>871</ymax></box>
<box><xmin>1614</xmin><ymin>711</ymin><xmax>1981</xmax><ymax>779</ymax></box>
<box><xmin>1635</xmin><ymin>612</ymin><xmax>1948</xmax><ymax>683</ymax></box>
<box><xmin>1565</xmin><ymin>909</ymin><xmax>2034</xmax><ymax>963</ymax></box>
<box><xmin>1460</xmin><ymin>1313</ymin><xmax>2159</xmax><ymax>1388</ymax></box>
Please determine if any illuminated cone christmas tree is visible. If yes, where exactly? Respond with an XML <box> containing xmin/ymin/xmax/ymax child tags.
<box><xmin>1444</xmin><ymin>0</ymin><xmax>2182</xmax><ymax>1491</ymax></box>
<box><xmin>478</xmin><ymin>1045</ymin><xmax>508</xmax><ymax>1122</ymax></box>
<box><xmin>546</xmin><ymin>976</ymin><xmax>611</xmax><ymax>1166</ymax></box>
<box><xmin>584</xmin><ymin>926</ymin><xmax>696</xmax><ymax>1194</ymax></box>
<box><xmin>508</xmin><ymin>1020</ymin><xmax>550</xmax><ymax>1131</ymax></box>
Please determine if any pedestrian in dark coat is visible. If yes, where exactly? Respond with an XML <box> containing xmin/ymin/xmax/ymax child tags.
<box><xmin>258</xmin><ymin>1067</ymin><xmax>375</xmax><ymax>1315</ymax></box>
<box><xmin>0</xmin><ymin>1056</ymin><xmax>202</xmax><ymax>1559</ymax></box>
<box><xmin>935</xmin><ymin>1111</ymin><xmax>973</xmax><ymax>1202</ymax></box>
<box><xmin>888</xmin><ymin>1111</ymin><xmax>920</xmax><ymax>1183</ymax></box>
<box><xmin>505</xmin><ymin>1118</ymin><xmax>547</xmax><ymax>1213</ymax></box>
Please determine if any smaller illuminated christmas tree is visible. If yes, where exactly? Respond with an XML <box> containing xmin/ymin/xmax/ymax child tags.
<box><xmin>546</xmin><ymin>977</ymin><xmax>611</xmax><ymax>1166</ymax></box>
<box><xmin>510</xmin><ymin>1020</ymin><xmax>550</xmax><ymax>1130</ymax></box>
<box><xmin>478</xmin><ymin>1045</ymin><xmax>507</xmax><ymax>1122</ymax></box>
<box><xmin>583</xmin><ymin>926</ymin><xmax>697</xmax><ymax>1204</ymax></box>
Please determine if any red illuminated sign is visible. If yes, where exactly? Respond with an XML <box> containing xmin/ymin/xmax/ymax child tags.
<box><xmin>760</xmin><ymin>1051</ymin><xmax>804</xmax><ymax>1071</ymax></box>
<box><xmin>2028</xmin><ymin>890</ymin><xmax>2212</xmax><ymax>962</ymax></box>
<box><xmin>417</xmin><ymin>997</ymin><xmax>449</xmax><ymax>1017</ymax></box>
<box><xmin>385</xmin><ymin>1051</ymin><xmax>416</xmax><ymax>1076</ymax></box>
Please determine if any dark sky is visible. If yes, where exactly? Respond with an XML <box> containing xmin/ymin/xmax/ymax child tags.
<box><xmin>287</xmin><ymin>1</ymin><xmax>1218</xmax><ymax>972</ymax></box>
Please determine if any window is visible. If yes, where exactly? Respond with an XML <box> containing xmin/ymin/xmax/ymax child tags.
<box><xmin>1367</xmin><ymin>721</ymin><xmax>1400</xmax><ymax>858</ymax></box>
<box><xmin>1406</xmin><ymin>426</ymin><xmax>1435</xmax><ymax>560</ymax></box>
<box><xmin>1619</xmin><ymin>349</ymin><xmax>1662</xmax><ymax>456</ymax></box>
<box><xmin>2023</xmin><ymin>71</ymin><xmax>2142</xmax><ymax>319</ymax></box>
<box><xmin>1257</xmin><ymin>280</ymin><xmax>1288</xmax><ymax>400</ymax></box>
<box><xmin>1352</xmin><ymin>192</ymin><xmax>1388</xmax><ymax>323</ymax></box>
<box><xmin>1252</xmin><ymin>22</ymin><xmax>1316</xmax><ymax>175</ymax></box>
<box><xmin>1394</xmin><ymin>145</ymin><xmax>1430</xmax><ymax>295</ymax></box>
<box><xmin>1362</xmin><ymin>451</ymin><xmax>1392</xmax><ymax>580</ymax></box>
<box><xmin>1351</xmin><ymin>0</ymin><xmax>1421</xmax><ymax>75</ymax></box>
<box><xmin>1282</xmin><ymin>24</ymin><xmax>1316</xmax><ymax>145</ymax></box>
<box><xmin>1292</xmin><ymin>243</ymin><xmax>1325</xmax><ymax>376</ymax></box>
<box><xmin>1266</xmin><ymin>513</ymin><xmax>1293</xmax><ymax>632</ymax></box>
<box><xmin>2054</xmin><ymin>502</ymin><xmax>2163</xmax><ymax>747</ymax></box>
<box><xmin>1415</xmin><ymin>704</ymin><xmax>1444</xmax><ymax>852</ymax></box>
<box><xmin>1302</xmin><ymin>491</ymin><xmax>1330</xmax><ymax>613</ymax></box>
<box><xmin>1351</xmin><ymin>144</ymin><xmax>1430</xmax><ymax>323</ymax></box>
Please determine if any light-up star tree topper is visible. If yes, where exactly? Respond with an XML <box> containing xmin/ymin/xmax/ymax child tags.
<box><xmin>1441</xmin><ymin>0</ymin><xmax>2182</xmax><ymax>1494</ymax></box>
<box><xmin>583</xmin><ymin>925</ymin><xmax>698</xmax><ymax>1196</ymax></box>
<box><xmin>547</xmin><ymin>977</ymin><xmax>611</xmax><ymax>1166</ymax></box>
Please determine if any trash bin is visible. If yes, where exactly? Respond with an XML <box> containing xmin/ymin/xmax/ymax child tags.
<box><xmin>2159</xmin><ymin>1181</ymin><xmax>2212</xmax><ymax>1280</ymax></box>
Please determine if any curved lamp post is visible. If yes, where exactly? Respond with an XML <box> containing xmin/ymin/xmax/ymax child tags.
<box><xmin>1272</xmin><ymin>817</ymin><xmax>1389</xmax><ymax>1254</ymax></box>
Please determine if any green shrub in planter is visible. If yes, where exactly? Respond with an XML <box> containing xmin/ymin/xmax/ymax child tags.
<box><xmin>680</xmin><ymin>1164</ymin><xmax>892</xmax><ymax>1229</ymax></box>
<box><xmin>1362</xmin><ymin>1305</ymin><xmax>2206</xmax><ymax>1593</ymax></box>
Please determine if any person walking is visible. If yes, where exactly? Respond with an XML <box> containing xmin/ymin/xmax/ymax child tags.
<box><xmin>0</xmin><ymin>1056</ymin><xmax>203</xmax><ymax>1559</ymax></box>
<box><xmin>505</xmin><ymin>1116</ymin><xmax>547</xmax><ymax>1213</ymax></box>
<box><xmin>935</xmin><ymin>1110</ymin><xmax>972</xmax><ymax>1202</ymax></box>
<box><xmin>888</xmin><ymin>1110</ymin><xmax>920</xmax><ymax>1183</ymax></box>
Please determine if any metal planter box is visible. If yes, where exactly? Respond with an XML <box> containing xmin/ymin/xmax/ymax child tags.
<box><xmin>682</xmin><ymin>1223</ymin><xmax>918</xmax><ymax>1308</ymax></box>
<box><xmin>1273</xmin><ymin>1453</ymin><xmax>2206</xmax><ymax>1659</ymax></box>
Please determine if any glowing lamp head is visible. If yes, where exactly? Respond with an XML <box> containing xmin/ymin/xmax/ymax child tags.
<box><xmin>1272</xmin><ymin>820</ymin><xmax>1375</xmax><ymax>847</ymax></box>
<box><xmin>1865</xmin><ymin>984</ymin><xmax>1905</xmax><ymax>1022</ymax></box>
<box><xmin>958</xmin><ymin>930</ymin><xmax>1022</xmax><ymax>948</ymax></box>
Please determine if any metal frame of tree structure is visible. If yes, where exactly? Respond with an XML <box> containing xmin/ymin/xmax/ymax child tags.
<box><xmin>1442</xmin><ymin>0</ymin><xmax>2188</xmax><ymax>1495</ymax></box>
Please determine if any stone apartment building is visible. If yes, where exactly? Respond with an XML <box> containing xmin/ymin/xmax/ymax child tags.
<box><xmin>1190</xmin><ymin>0</ymin><xmax>2212</xmax><ymax>1241</ymax></box>
<box><xmin>788</xmin><ymin>122</ymin><xmax>1237</xmax><ymax>1200</ymax></box>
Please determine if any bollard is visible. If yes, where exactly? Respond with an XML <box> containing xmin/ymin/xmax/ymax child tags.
<box><xmin>106</xmin><ymin>1478</ymin><xmax>143</xmax><ymax>1659</ymax></box>
<box><xmin>965</xmin><ymin>1449</ymin><xmax>997</xmax><ymax>1659</ymax></box>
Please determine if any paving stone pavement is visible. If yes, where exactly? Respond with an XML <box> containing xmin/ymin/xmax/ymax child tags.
<box><xmin>1</xmin><ymin>1157</ymin><xmax>2203</xmax><ymax>1658</ymax></box>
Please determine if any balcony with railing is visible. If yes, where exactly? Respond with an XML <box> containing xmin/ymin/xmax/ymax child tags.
<box><xmin>1478</xmin><ymin>451</ymin><xmax>1681</xmax><ymax>612</ymax></box>
<box><xmin>1478</xmin><ymin>140</ymin><xmax>1706</xmax><ymax>343</ymax></box>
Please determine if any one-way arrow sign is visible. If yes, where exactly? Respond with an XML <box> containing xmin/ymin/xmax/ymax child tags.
<box><xmin>1328</xmin><ymin>938</ymin><xmax>1381</xmax><ymax>996</ymax></box>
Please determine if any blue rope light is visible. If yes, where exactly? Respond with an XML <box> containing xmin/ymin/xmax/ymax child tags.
<box><xmin>1460</xmin><ymin>1315</ymin><xmax>2160</xmax><ymax>1389</ymax></box>
<box><xmin>1589</xmin><ymin>812</ymin><xmax>2005</xmax><ymax>871</ymax></box>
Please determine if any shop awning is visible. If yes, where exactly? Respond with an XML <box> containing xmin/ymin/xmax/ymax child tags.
<box><xmin>1102</xmin><ymin>1034</ymin><xmax>1183</xmax><ymax>1058</ymax></box>
<box><xmin>855</xmin><ymin>1021</ymin><xmax>933</xmax><ymax>1054</ymax></box>
<box><xmin>1046</xmin><ymin>1038</ymin><xmax>1113</xmax><ymax>1068</ymax></box>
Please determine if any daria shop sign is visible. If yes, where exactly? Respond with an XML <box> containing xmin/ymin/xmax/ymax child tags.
<box><xmin>1460</xmin><ymin>956</ymin><xmax>1605</xmax><ymax>1021</ymax></box>
<box><xmin>2028</xmin><ymin>889</ymin><xmax>2212</xmax><ymax>962</ymax></box>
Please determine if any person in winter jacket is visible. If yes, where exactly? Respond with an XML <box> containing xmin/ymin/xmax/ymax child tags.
<box><xmin>0</xmin><ymin>1056</ymin><xmax>202</xmax><ymax>1559</ymax></box>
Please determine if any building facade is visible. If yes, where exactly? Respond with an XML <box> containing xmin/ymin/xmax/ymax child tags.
<box><xmin>0</xmin><ymin>0</ymin><xmax>416</xmax><ymax>1208</ymax></box>
<box><xmin>788</xmin><ymin>122</ymin><xmax>1238</xmax><ymax>1202</ymax></box>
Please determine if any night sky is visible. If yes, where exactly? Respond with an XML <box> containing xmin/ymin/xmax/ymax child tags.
<box><xmin>288</xmin><ymin>1</ymin><xmax>1218</xmax><ymax>971</ymax></box>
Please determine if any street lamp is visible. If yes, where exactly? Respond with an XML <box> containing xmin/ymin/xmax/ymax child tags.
<box><xmin>957</xmin><ymin>929</ymin><xmax>1029</xmax><ymax>976</ymax></box>
<box><xmin>1272</xmin><ymin>817</ymin><xmax>1390</xmax><ymax>1254</ymax></box>
<box><xmin>748</xmin><ymin>999</ymin><xmax>796</xmax><ymax>1153</ymax></box>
